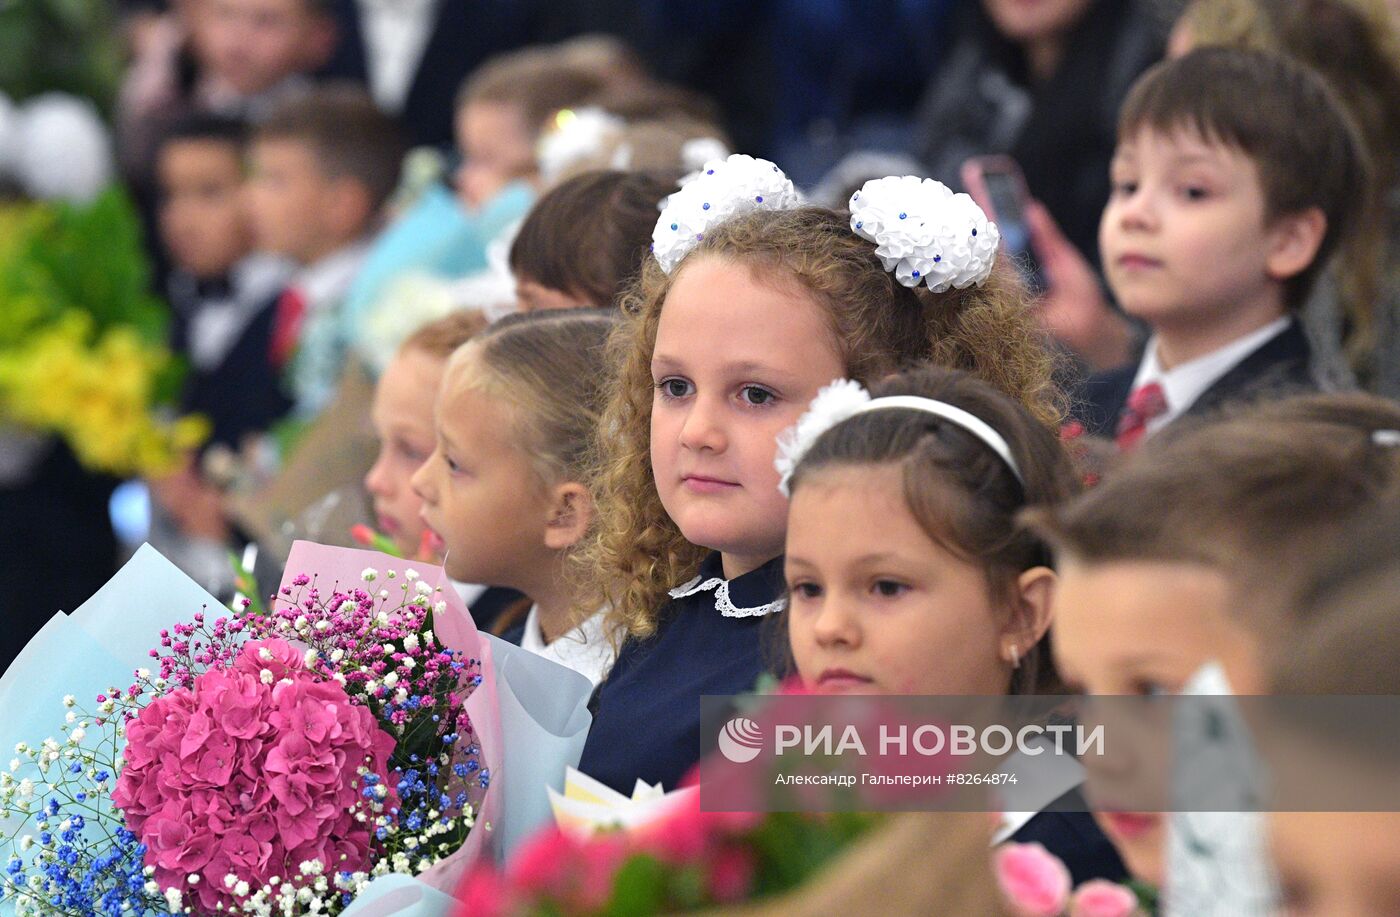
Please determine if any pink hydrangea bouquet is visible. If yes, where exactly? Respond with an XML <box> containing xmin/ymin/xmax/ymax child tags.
<box><xmin>1</xmin><ymin>557</ymin><xmax>488</xmax><ymax>916</ymax></box>
<box><xmin>994</xmin><ymin>842</ymin><xmax>1156</xmax><ymax>917</ymax></box>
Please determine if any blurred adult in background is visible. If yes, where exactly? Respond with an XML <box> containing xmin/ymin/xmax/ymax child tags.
<box><xmin>914</xmin><ymin>0</ymin><xmax>1163</xmax><ymax>264</ymax></box>
<box><xmin>316</xmin><ymin>0</ymin><xmax>540</xmax><ymax>149</ymax></box>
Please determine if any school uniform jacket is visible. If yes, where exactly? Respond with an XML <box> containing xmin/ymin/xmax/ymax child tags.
<box><xmin>1073</xmin><ymin>320</ymin><xmax>1318</xmax><ymax>438</ymax></box>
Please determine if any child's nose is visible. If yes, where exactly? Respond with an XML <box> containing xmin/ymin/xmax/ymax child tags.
<box><xmin>409</xmin><ymin>458</ymin><xmax>436</xmax><ymax>503</ymax></box>
<box><xmin>677</xmin><ymin>396</ymin><xmax>727</xmax><ymax>452</ymax></box>
<box><xmin>1115</xmin><ymin>187</ymin><xmax>1158</xmax><ymax>231</ymax></box>
<box><xmin>364</xmin><ymin>455</ymin><xmax>392</xmax><ymax>498</ymax></box>
<box><xmin>812</xmin><ymin>593</ymin><xmax>860</xmax><ymax>648</ymax></box>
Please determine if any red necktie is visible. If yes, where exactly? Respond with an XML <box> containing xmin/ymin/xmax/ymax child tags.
<box><xmin>268</xmin><ymin>286</ymin><xmax>306</xmax><ymax>370</ymax></box>
<box><xmin>1115</xmin><ymin>382</ymin><xmax>1168</xmax><ymax>451</ymax></box>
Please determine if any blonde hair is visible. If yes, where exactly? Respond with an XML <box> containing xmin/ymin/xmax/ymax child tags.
<box><xmin>580</xmin><ymin>206</ymin><xmax>1063</xmax><ymax>638</ymax></box>
<box><xmin>399</xmin><ymin>309</ymin><xmax>489</xmax><ymax>361</ymax></box>
<box><xmin>448</xmin><ymin>310</ymin><xmax>616</xmax><ymax>487</ymax></box>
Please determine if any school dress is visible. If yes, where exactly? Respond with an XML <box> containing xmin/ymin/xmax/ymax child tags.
<box><xmin>578</xmin><ymin>552</ymin><xmax>785</xmax><ymax>794</ymax></box>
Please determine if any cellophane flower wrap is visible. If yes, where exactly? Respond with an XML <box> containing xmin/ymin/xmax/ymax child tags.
<box><xmin>0</xmin><ymin>542</ymin><xmax>499</xmax><ymax>916</ymax></box>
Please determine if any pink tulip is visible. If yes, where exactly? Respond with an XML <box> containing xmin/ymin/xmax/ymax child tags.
<box><xmin>993</xmin><ymin>842</ymin><xmax>1072</xmax><ymax>917</ymax></box>
<box><xmin>1069</xmin><ymin>879</ymin><xmax>1140</xmax><ymax>917</ymax></box>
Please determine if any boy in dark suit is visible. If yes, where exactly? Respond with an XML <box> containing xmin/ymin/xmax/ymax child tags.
<box><xmin>1075</xmin><ymin>48</ymin><xmax>1368</xmax><ymax>449</ymax></box>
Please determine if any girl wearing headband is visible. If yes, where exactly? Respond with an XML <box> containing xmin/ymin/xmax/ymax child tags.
<box><xmin>780</xmin><ymin>365</ymin><xmax>1073</xmax><ymax>697</ymax></box>
<box><xmin>782</xmin><ymin>364</ymin><xmax>1127</xmax><ymax>885</ymax></box>
<box><xmin>575</xmin><ymin>154</ymin><xmax>1062</xmax><ymax>795</ymax></box>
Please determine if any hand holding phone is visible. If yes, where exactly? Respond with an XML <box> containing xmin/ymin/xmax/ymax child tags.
<box><xmin>960</xmin><ymin>155</ymin><xmax>1044</xmax><ymax>294</ymax></box>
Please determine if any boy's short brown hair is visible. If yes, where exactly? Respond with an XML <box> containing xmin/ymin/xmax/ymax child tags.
<box><xmin>254</xmin><ymin>83</ymin><xmax>407</xmax><ymax>211</ymax></box>
<box><xmin>456</xmin><ymin>47</ymin><xmax>613</xmax><ymax>139</ymax></box>
<box><xmin>1024</xmin><ymin>392</ymin><xmax>1400</xmax><ymax>621</ymax></box>
<box><xmin>508</xmin><ymin>169</ymin><xmax>678</xmax><ymax>308</ymax></box>
<box><xmin>1117</xmin><ymin>47</ymin><xmax>1369</xmax><ymax>308</ymax></box>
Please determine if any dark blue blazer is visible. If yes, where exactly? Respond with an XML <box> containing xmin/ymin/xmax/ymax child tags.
<box><xmin>181</xmin><ymin>292</ymin><xmax>293</xmax><ymax>451</ymax></box>
<box><xmin>579</xmin><ymin>552</ymin><xmax>783</xmax><ymax>794</ymax></box>
<box><xmin>1074</xmin><ymin>320</ymin><xmax>1317</xmax><ymax>437</ymax></box>
<box><xmin>319</xmin><ymin>0</ymin><xmax>541</xmax><ymax>149</ymax></box>
<box><xmin>1013</xmin><ymin>788</ymin><xmax>1129</xmax><ymax>887</ymax></box>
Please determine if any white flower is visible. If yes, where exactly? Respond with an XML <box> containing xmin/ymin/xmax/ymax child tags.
<box><xmin>848</xmin><ymin>175</ymin><xmax>1000</xmax><ymax>292</ymax></box>
<box><xmin>303</xmin><ymin>649</ymin><xmax>319</xmax><ymax>667</ymax></box>
<box><xmin>383</xmin><ymin>672</ymin><xmax>398</xmax><ymax>688</ymax></box>
<box><xmin>651</xmin><ymin>153</ymin><xmax>801</xmax><ymax>274</ymax></box>
<box><xmin>67</xmin><ymin>728</ymin><xmax>85</xmax><ymax>744</ymax></box>
<box><xmin>433</xmin><ymin>601</ymin><xmax>446</xmax><ymax>615</ymax></box>
<box><xmin>403</xmin><ymin>634</ymin><xmax>420</xmax><ymax>651</ymax></box>
<box><xmin>137</xmin><ymin>668</ymin><xmax>151</xmax><ymax>680</ymax></box>
<box><xmin>13</xmin><ymin>93</ymin><xmax>113</xmax><ymax>203</ymax></box>
<box><xmin>382</xmin><ymin>643</ymin><xmax>396</xmax><ymax>656</ymax></box>
<box><xmin>258</xmin><ymin>647</ymin><xmax>274</xmax><ymax>662</ymax></box>
<box><xmin>330</xmin><ymin>648</ymin><xmax>345</xmax><ymax>663</ymax></box>
<box><xmin>259</xmin><ymin>669</ymin><xmax>274</xmax><ymax>685</ymax></box>
<box><xmin>774</xmin><ymin>379</ymin><xmax>872</xmax><ymax>496</ymax></box>
<box><xmin>404</xmin><ymin>569</ymin><xmax>420</xmax><ymax>581</ymax></box>
<box><xmin>62</xmin><ymin>695</ymin><xmax>75</xmax><ymax>708</ymax></box>
<box><xmin>414</xmin><ymin>581</ymin><xmax>433</xmax><ymax>597</ymax></box>
<box><xmin>361</xmin><ymin>568</ymin><xmax>378</xmax><ymax>582</ymax></box>
<box><xmin>163</xmin><ymin>887</ymin><xmax>183</xmax><ymax>912</ymax></box>
<box><xmin>536</xmin><ymin>106</ymin><xmax>626</xmax><ymax>183</ymax></box>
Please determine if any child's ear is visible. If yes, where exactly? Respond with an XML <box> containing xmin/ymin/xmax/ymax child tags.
<box><xmin>543</xmin><ymin>482</ymin><xmax>593</xmax><ymax>551</ymax></box>
<box><xmin>1265</xmin><ymin>206</ymin><xmax>1328</xmax><ymax>282</ymax></box>
<box><xmin>1001</xmin><ymin>567</ymin><xmax>1056</xmax><ymax>666</ymax></box>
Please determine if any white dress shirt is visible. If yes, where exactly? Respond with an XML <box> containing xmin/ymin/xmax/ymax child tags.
<box><xmin>1131</xmin><ymin>317</ymin><xmax>1292</xmax><ymax>437</ymax></box>
<box><xmin>519</xmin><ymin>606</ymin><xmax>616</xmax><ymax>688</ymax></box>
<box><xmin>356</xmin><ymin>0</ymin><xmax>439</xmax><ymax>113</ymax></box>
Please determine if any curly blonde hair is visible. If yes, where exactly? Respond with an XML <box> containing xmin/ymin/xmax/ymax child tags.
<box><xmin>578</xmin><ymin>206</ymin><xmax>1063</xmax><ymax>639</ymax></box>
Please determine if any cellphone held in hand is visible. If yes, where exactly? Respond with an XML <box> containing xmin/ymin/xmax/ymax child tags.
<box><xmin>961</xmin><ymin>156</ymin><xmax>1045</xmax><ymax>295</ymax></box>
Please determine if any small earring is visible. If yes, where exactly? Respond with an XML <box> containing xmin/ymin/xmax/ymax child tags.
<box><xmin>1008</xmin><ymin>644</ymin><xmax>1020</xmax><ymax>668</ymax></box>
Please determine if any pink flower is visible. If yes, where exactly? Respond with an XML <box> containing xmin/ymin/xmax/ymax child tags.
<box><xmin>994</xmin><ymin>842</ymin><xmax>1072</xmax><ymax>917</ymax></box>
<box><xmin>706</xmin><ymin>844</ymin><xmax>755</xmax><ymax>902</ymax></box>
<box><xmin>507</xmin><ymin>826</ymin><xmax>581</xmax><ymax>898</ymax></box>
<box><xmin>455</xmin><ymin>866</ymin><xmax>521</xmax><ymax>917</ymax></box>
<box><xmin>113</xmin><ymin>640</ymin><xmax>396</xmax><ymax>912</ymax></box>
<box><xmin>1070</xmin><ymin>880</ymin><xmax>1140</xmax><ymax>917</ymax></box>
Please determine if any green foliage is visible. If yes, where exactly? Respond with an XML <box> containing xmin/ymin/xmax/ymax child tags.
<box><xmin>0</xmin><ymin>188</ymin><xmax>169</xmax><ymax>350</ymax></box>
<box><xmin>0</xmin><ymin>0</ymin><xmax>123</xmax><ymax>113</ymax></box>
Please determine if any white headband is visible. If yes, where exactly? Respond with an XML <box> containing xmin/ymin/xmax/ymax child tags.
<box><xmin>650</xmin><ymin>157</ymin><xmax>999</xmax><ymax>293</ymax></box>
<box><xmin>775</xmin><ymin>379</ymin><xmax>1025</xmax><ymax>496</ymax></box>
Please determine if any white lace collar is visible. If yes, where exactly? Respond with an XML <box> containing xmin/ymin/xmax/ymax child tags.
<box><xmin>668</xmin><ymin>573</ymin><xmax>787</xmax><ymax>619</ymax></box>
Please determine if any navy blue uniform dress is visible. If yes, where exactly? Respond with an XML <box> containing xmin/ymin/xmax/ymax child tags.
<box><xmin>578</xmin><ymin>552</ymin><xmax>785</xmax><ymax>794</ymax></box>
<box><xmin>577</xmin><ymin>552</ymin><xmax>1126</xmax><ymax>886</ymax></box>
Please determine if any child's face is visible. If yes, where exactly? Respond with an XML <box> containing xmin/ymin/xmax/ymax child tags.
<box><xmin>1100</xmin><ymin>128</ymin><xmax>1290</xmax><ymax>333</ymax></box>
<box><xmin>785</xmin><ymin>465</ymin><xmax>1023</xmax><ymax>695</ymax></box>
<box><xmin>411</xmin><ymin>351</ymin><xmax>554</xmax><ymax>588</ymax></box>
<box><xmin>245</xmin><ymin>138</ymin><xmax>338</xmax><ymax>264</ymax></box>
<box><xmin>1052</xmin><ymin>558</ymin><xmax>1264</xmax><ymax>885</ymax></box>
<box><xmin>454</xmin><ymin>101</ymin><xmax>535</xmax><ymax>211</ymax></box>
<box><xmin>157</xmin><ymin>138</ymin><xmax>250</xmax><ymax>278</ymax></box>
<box><xmin>193</xmin><ymin>0</ymin><xmax>330</xmax><ymax>95</ymax></box>
<box><xmin>1271</xmin><ymin>811</ymin><xmax>1400</xmax><ymax>917</ymax></box>
<box><xmin>649</xmin><ymin>257</ymin><xmax>845</xmax><ymax>578</ymax></box>
<box><xmin>364</xmin><ymin>347</ymin><xmax>445</xmax><ymax>558</ymax></box>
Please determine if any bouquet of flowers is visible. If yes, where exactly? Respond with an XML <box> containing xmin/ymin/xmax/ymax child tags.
<box><xmin>0</xmin><ymin>541</ymin><xmax>594</xmax><ymax>916</ymax></box>
<box><xmin>0</xmin><ymin>189</ymin><xmax>207</xmax><ymax>477</ymax></box>
<box><xmin>457</xmin><ymin>793</ymin><xmax>879</xmax><ymax>916</ymax></box>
